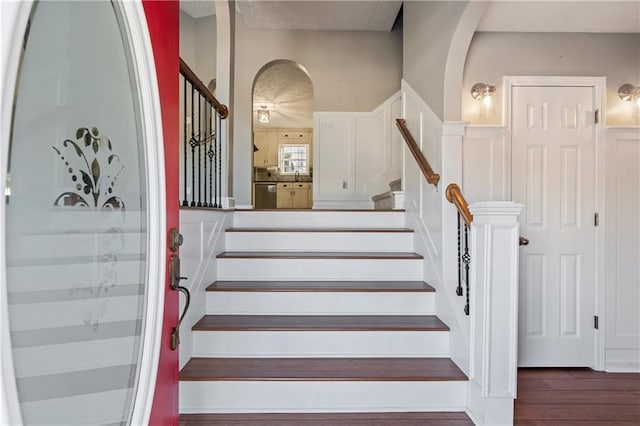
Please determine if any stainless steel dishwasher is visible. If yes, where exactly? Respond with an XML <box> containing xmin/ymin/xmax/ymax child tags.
<box><xmin>254</xmin><ymin>182</ymin><xmax>277</xmax><ymax>209</ymax></box>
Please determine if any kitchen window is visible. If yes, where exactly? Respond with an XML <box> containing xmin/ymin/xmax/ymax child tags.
<box><xmin>279</xmin><ymin>144</ymin><xmax>309</xmax><ymax>174</ymax></box>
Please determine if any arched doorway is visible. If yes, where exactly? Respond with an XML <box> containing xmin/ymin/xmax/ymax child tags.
<box><xmin>251</xmin><ymin>60</ymin><xmax>314</xmax><ymax>209</ymax></box>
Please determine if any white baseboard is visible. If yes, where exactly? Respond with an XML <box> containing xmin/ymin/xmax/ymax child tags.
<box><xmin>605</xmin><ymin>349</ymin><xmax>640</xmax><ymax>372</ymax></box>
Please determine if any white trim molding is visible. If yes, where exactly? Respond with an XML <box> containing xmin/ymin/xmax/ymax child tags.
<box><xmin>468</xmin><ymin>201</ymin><xmax>523</xmax><ymax>426</ymax></box>
<box><xmin>1</xmin><ymin>2</ymin><xmax>35</xmax><ymax>424</ymax></box>
<box><xmin>119</xmin><ymin>1</ymin><xmax>167</xmax><ymax>424</ymax></box>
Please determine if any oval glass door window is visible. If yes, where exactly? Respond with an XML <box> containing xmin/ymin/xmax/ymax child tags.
<box><xmin>5</xmin><ymin>1</ymin><xmax>150</xmax><ymax>424</ymax></box>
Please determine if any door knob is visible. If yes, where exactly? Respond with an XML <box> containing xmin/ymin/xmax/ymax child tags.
<box><xmin>519</xmin><ymin>236</ymin><xmax>530</xmax><ymax>246</ymax></box>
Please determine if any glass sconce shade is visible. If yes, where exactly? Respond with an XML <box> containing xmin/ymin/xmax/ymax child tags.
<box><xmin>471</xmin><ymin>83</ymin><xmax>496</xmax><ymax>117</ymax></box>
<box><xmin>618</xmin><ymin>84</ymin><xmax>640</xmax><ymax>119</ymax></box>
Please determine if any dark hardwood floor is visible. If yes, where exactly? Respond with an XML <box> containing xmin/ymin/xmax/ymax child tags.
<box><xmin>514</xmin><ymin>367</ymin><xmax>640</xmax><ymax>425</ymax></box>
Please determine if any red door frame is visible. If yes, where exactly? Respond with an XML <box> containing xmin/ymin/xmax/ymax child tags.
<box><xmin>142</xmin><ymin>1</ymin><xmax>180</xmax><ymax>424</ymax></box>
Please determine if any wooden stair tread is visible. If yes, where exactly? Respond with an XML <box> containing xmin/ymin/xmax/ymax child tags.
<box><xmin>179</xmin><ymin>357</ymin><xmax>467</xmax><ymax>381</ymax></box>
<box><xmin>207</xmin><ymin>280</ymin><xmax>435</xmax><ymax>292</ymax></box>
<box><xmin>217</xmin><ymin>251</ymin><xmax>423</xmax><ymax>259</ymax></box>
<box><xmin>180</xmin><ymin>412</ymin><xmax>473</xmax><ymax>425</ymax></box>
<box><xmin>226</xmin><ymin>227</ymin><xmax>414</xmax><ymax>233</ymax></box>
<box><xmin>192</xmin><ymin>315</ymin><xmax>448</xmax><ymax>331</ymax></box>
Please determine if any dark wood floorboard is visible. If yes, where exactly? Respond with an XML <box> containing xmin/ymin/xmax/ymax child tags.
<box><xmin>225</xmin><ymin>227</ymin><xmax>414</xmax><ymax>233</ymax></box>
<box><xmin>179</xmin><ymin>358</ymin><xmax>467</xmax><ymax>382</ymax></box>
<box><xmin>515</xmin><ymin>367</ymin><xmax>640</xmax><ymax>425</ymax></box>
<box><xmin>180</xmin><ymin>412</ymin><xmax>473</xmax><ymax>426</ymax></box>
<box><xmin>193</xmin><ymin>315</ymin><xmax>448</xmax><ymax>331</ymax></box>
<box><xmin>216</xmin><ymin>251</ymin><xmax>423</xmax><ymax>259</ymax></box>
<box><xmin>207</xmin><ymin>281</ymin><xmax>435</xmax><ymax>292</ymax></box>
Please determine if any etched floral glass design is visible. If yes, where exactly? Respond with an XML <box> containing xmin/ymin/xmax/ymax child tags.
<box><xmin>5</xmin><ymin>1</ymin><xmax>148</xmax><ymax>424</ymax></box>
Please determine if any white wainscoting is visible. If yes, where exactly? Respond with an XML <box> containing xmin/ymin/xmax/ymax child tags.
<box><xmin>462</xmin><ymin>126</ymin><xmax>509</xmax><ymax>203</ymax></box>
<box><xmin>313</xmin><ymin>92</ymin><xmax>402</xmax><ymax>209</ymax></box>
<box><xmin>604</xmin><ymin>127</ymin><xmax>640</xmax><ymax>372</ymax></box>
<box><xmin>400</xmin><ymin>80</ymin><xmax>471</xmax><ymax>376</ymax></box>
<box><xmin>178</xmin><ymin>209</ymin><xmax>231</xmax><ymax>369</ymax></box>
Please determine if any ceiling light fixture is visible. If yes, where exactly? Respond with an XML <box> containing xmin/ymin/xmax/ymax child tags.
<box><xmin>258</xmin><ymin>105</ymin><xmax>270</xmax><ymax>123</ymax></box>
<box><xmin>618</xmin><ymin>84</ymin><xmax>640</xmax><ymax>119</ymax></box>
<box><xmin>471</xmin><ymin>83</ymin><xmax>496</xmax><ymax>117</ymax></box>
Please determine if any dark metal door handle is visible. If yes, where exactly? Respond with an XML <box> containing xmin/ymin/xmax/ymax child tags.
<box><xmin>519</xmin><ymin>236</ymin><xmax>530</xmax><ymax>246</ymax></box>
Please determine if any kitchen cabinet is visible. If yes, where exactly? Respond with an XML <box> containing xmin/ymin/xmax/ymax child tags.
<box><xmin>253</xmin><ymin>130</ymin><xmax>278</xmax><ymax>167</ymax></box>
<box><xmin>276</xmin><ymin>182</ymin><xmax>311</xmax><ymax>209</ymax></box>
<box><xmin>279</xmin><ymin>130</ymin><xmax>310</xmax><ymax>141</ymax></box>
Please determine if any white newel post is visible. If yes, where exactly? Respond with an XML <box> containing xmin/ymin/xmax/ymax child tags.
<box><xmin>467</xmin><ymin>202</ymin><xmax>523</xmax><ymax>426</ymax></box>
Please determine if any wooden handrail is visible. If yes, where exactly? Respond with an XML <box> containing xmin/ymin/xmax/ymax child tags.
<box><xmin>446</xmin><ymin>183</ymin><xmax>473</xmax><ymax>227</ymax></box>
<box><xmin>395</xmin><ymin>119</ymin><xmax>440</xmax><ymax>187</ymax></box>
<box><xmin>180</xmin><ymin>57</ymin><xmax>229</xmax><ymax>119</ymax></box>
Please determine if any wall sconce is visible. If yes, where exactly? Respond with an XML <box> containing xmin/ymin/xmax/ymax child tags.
<box><xmin>471</xmin><ymin>83</ymin><xmax>496</xmax><ymax>117</ymax></box>
<box><xmin>618</xmin><ymin>84</ymin><xmax>640</xmax><ymax>119</ymax></box>
<box><xmin>257</xmin><ymin>105</ymin><xmax>270</xmax><ymax>123</ymax></box>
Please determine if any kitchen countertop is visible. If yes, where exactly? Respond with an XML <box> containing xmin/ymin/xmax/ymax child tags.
<box><xmin>254</xmin><ymin>178</ymin><xmax>313</xmax><ymax>183</ymax></box>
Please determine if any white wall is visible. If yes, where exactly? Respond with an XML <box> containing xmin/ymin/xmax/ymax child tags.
<box><xmin>180</xmin><ymin>12</ymin><xmax>217</xmax><ymax>88</ymax></box>
<box><xmin>463</xmin><ymin>32</ymin><xmax>640</xmax><ymax>126</ymax></box>
<box><xmin>233</xmin><ymin>16</ymin><xmax>402</xmax><ymax>206</ymax></box>
<box><xmin>403</xmin><ymin>1</ymin><xmax>468</xmax><ymax>121</ymax></box>
<box><xmin>180</xmin><ymin>11</ymin><xmax>197</xmax><ymax>67</ymax></box>
<box><xmin>179</xmin><ymin>209</ymin><xmax>231</xmax><ymax>369</ymax></box>
<box><xmin>604</xmin><ymin>127</ymin><xmax>640</xmax><ymax>372</ymax></box>
<box><xmin>401</xmin><ymin>80</ymin><xmax>470</xmax><ymax>374</ymax></box>
<box><xmin>313</xmin><ymin>92</ymin><xmax>402</xmax><ymax>209</ymax></box>
<box><xmin>462</xmin><ymin>122</ymin><xmax>640</xmax><ymax>372</ymax></box>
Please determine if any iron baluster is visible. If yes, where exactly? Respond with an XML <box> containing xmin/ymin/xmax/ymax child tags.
<box><xmin>216</xmin><ymin>113</ymin><xmax>222</xmax><ymax>208</ymax></box>
<box><xmin>182</xmin><ymin>77</ymin><xmax>188</xmax><ymax>206</ymax></box>
<box><xmin>189</xmin><ymin>84</ymin><xmax>196</xmax><ymax>206</ymax></box>
<box><xmin>197</xmin><ymin>93</ymin><xmax>203</xmax><ymax>207</ymax></box>
<box><xmin>462</xmin><ymin>223</ymin><xmax>471</xmax><ymax>315</ymax></box>
<box><xmin>208</xmin><ymin>101</ymin><xmax>214</xmax><ymax>207</ymax></box>
<box><xmin>456</xmin><ymin>212</ymin><xmax>463</xmax><ymax>296</ymax></box>
<box><xmin>203</xmin><ymin>99</ymin><xmax>208</xmax><ymax>207</ymax></box>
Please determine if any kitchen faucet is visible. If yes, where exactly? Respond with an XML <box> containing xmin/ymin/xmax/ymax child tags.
<box><xmin>295</xmin><ymin>170</ymin><xmax>300</xmax><ymax>182</ymax></box>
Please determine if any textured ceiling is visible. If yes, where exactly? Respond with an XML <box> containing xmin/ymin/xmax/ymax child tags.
<box><xmin>180</xmin><ymin>1</ymin><xmax>216</xmax><ymax>19</ymax></box>
<box><xmin>236</xmin><ymin>0</ymin><xmax>402</xmax><ymax>31</ymax></box>
<box><xmin>477</xmin><ymin>1</ymin><xmax>640</xmax><ymax>33</ymax></box>
<box><xmin>253</xmin><ymin>61</ymin><xmax>314</xmax><ymax>129</ymax></box>
<box><xmin>181</xmin><ymin>1</ymin><xmax>640</xmax><ymax>34</ymax></box>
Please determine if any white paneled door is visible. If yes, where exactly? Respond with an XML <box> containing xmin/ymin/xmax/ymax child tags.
<box><xmin>512</xmin><ymin>85</ymin><xmax>597</xmax><ymax>366</ymax></box>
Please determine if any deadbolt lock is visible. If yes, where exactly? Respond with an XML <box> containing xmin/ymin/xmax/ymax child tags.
<box><xmin>169</xmin><ymin>227</ymin><xmax>183</xmax><ymax>252</ymax></box>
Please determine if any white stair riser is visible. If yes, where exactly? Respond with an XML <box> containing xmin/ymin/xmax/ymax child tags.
<box><xmin>233</xmin><ymin>211</ymin><xmax>405</xmax><ymax>229</ymax></box>
<box><xmin>217</xmin><ymin>258</ymin><xmax>423</xmax><ymax>281</ymax></box>
<box><xmin>206</xmin><ymin>292</ymin><xmax>434</xmax><ymax>315</ymax></box>
<box><xmin>225</xmin><ymin>232</ymin><xmax>413</xmax><ymax>252</ymax></box>
<box><xmin>192</xmin><ymin>331</ymin><xmax>449</xmax><ymax>358</ymax></box>
<box><xmin>180</xmin><ymin>381</ymin><xmax>467</xmax><ymax>413</ymax></box>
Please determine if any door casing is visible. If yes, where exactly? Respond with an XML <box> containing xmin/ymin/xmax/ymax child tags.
<box><xmin>504</xmin><ymin>75</ymin><xmax>606</xmax><ymax>370</ymax></box>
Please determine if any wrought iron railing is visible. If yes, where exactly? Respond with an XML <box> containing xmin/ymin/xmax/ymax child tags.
<box><xmin>180</xmin><ymin>58</ymin><xmax>228</xmax><ymax>208</ymax></box>
<box><xmin>446</xmin><ymin>183</ymin><xmax>473</xmax><ymax>315</ymax></box>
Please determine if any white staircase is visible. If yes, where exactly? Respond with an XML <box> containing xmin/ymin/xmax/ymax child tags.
<box><xmin>179</xmin><ymin>209</ymin><xmax>469</xmax><ymax>421</ymax></box>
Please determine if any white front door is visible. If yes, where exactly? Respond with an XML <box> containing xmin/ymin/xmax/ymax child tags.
<box><xmin>512</xmin><ymin>85</ymin><xmax>597</xmax><ymax>366</ymax></box>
